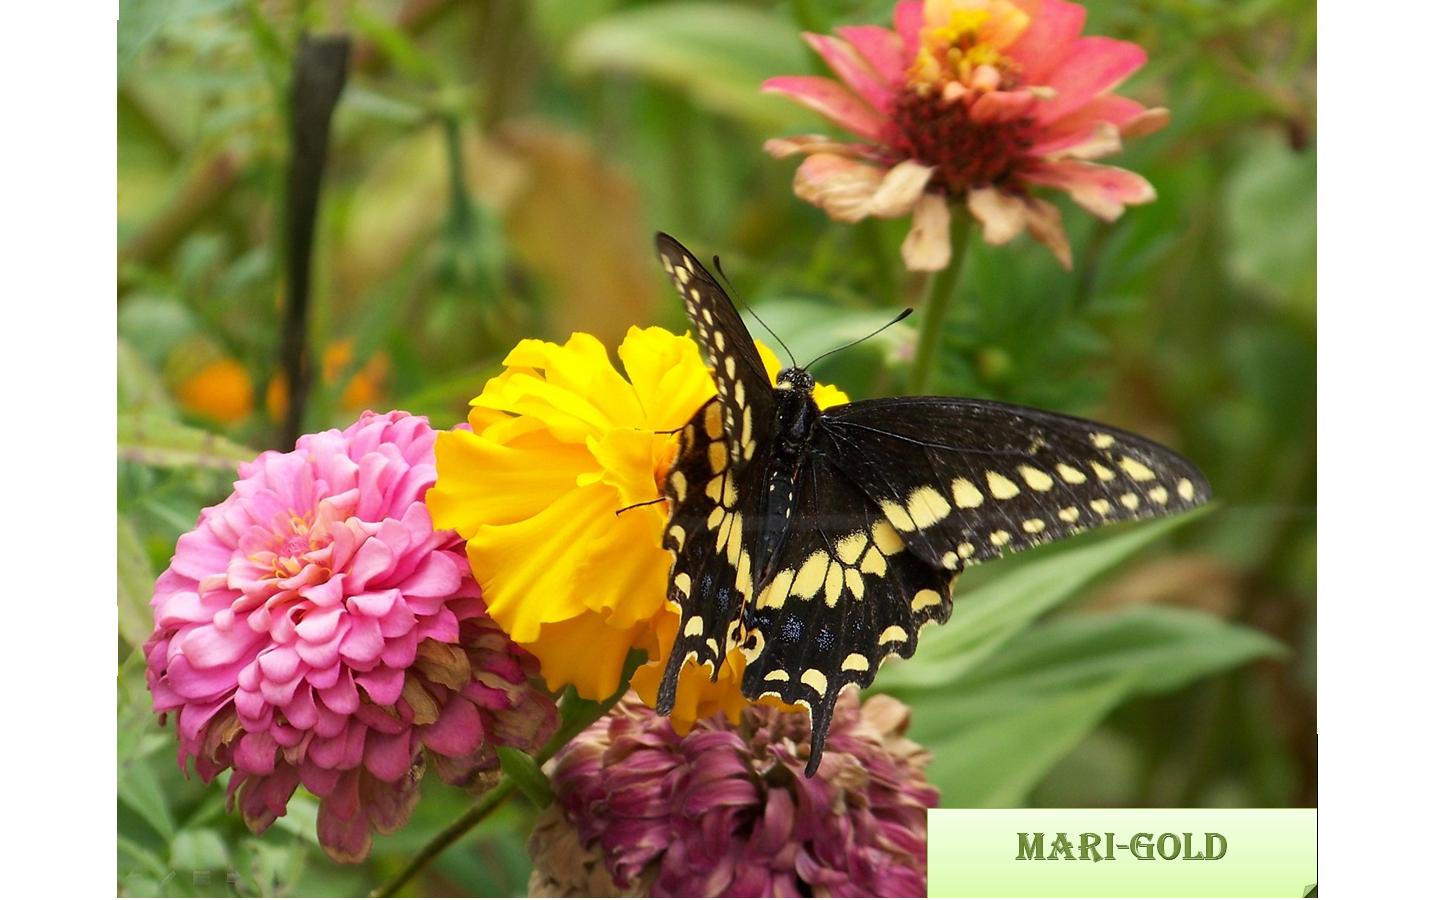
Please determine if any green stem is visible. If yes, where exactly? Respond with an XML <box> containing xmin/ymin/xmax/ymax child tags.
<box><xmin>906</xmin><ymin>211</ymin><xmax>972</xmax><ymax>394</ymax></box>
<box><xmin>371</xmin><ymin>778</ymin><xmax>518</xmax><ymax>898</ymax></box>
<box><xmin>371</xmin><ymin>652</ymin><xmax>645</xmax><ymax>897</ymax></box>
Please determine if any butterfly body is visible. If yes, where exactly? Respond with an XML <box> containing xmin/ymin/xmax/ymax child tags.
<box><xmin>652</xmin><ymin>233</ymin><xmax>1211</xmax><ymax>776</ymax></box>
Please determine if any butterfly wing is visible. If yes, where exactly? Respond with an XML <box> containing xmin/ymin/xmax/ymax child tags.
<box><xmin>655</xmin><ymin>233</ymin><xmax>775</xmax><ymax>464</ymax></box>
<box><xmin>737</xmin><ymin>448</ymin><xmax>953</xmax><ymax>776</ymax></box>
<box><xmin>816</xmin><ymin>397</ymin><xmax>1211</xmax><ymax>569</ymax></box>
<box><xmin>653</xmin><ymin>235</ymin><xmax>778</xmax><ymax>714</ymax></box>
<box><xmin>655</xmin><ymin>397</ymin><xmax>774</xmax><ymax>713</ymax></box>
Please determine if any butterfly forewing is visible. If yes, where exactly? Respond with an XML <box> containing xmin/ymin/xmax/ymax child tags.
<box><xmin>738</xmin><ymin>451</ymin><xmax>952</xmax><ymax>775</ymax></box>
<box><xmin>656</xmin><ymin>398</ymin><xmax>768</xmax><ymax>711</ymax></box>
<box><xmin>817</xmin><ymin>397</ymin><xmax>1211</xmax><ymax>569</ymax></box>
<box><xmin>655</xmin><ymin>233</ymin><xmax>774</xmax><ymax>465</ymax></box>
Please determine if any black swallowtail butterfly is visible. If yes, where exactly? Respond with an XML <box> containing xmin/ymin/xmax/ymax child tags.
<box><xmin>653</xmin><ymin>233</ymin><xmax>1210</xmax><ymax>776</ymax></box>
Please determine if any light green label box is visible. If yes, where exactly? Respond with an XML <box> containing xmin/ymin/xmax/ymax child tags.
<box><xmin>928</xmin><ymin>808</ymin><xmax>1317</xmax><ymax>897</ymax></box>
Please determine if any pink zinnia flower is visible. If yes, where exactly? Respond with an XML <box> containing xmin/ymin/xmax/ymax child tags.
<box><xmin>144</xmin><ymin>411</ymin><xmax>559</xmax><ymax>862</ymax></box>
<box><xmin>764</xmin><ymin>0</ymin><xmax>1167</xmax><ymax>270</ymax></box>
<box><xmin>533</xmin><ymin>691</ymin><xmax>938</xmax><ymax>897</ymax></box>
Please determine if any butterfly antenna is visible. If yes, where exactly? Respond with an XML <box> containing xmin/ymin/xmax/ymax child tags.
<box><xmin>804</xmin><ymin>307</ymin><xmax>914</xmax><ymax>370</ymax></box>
<box><xmin>712</xmin><ymin>255</ymin><xmax>797</xmax><ymax>369</ymax></box>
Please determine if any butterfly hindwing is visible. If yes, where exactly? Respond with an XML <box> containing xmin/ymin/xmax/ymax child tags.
<box><xmin>655</xmin><ymin>233</ymin><xmax>774</xmax><ymax>466</ymax></box>
<box><xmin>817</xmin><ymin>397</ymin><xmax>1211</xmax><ymax>569</ymax></box>
<box><xmin>738</xmin><ymin>451</ymin><xmax>952</xmax><ymax>775</ymax></box>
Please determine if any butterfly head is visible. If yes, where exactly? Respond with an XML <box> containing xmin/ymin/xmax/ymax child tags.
<box><xmin>774</xmin><ymin>367</ymin><xmax>815</xmax><ymax>397</ymax></box>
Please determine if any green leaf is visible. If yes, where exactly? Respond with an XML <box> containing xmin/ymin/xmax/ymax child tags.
<box><xmin>923</xmin><ymin>675</ymin><xmax>1134</xmax><ymax>807</ymax></box>
<box><xmin>497</xmin><ymin>748</ymin><xmax>554</xmax><ymax>808</ymax></box>
<box><xmin>118</xmin><ymin>337</ymin><xmax>177</xmax><ymax>416</ymax></box>
<box><xmin>118</xmin><ymin>514</ymin><xmax>158</xmax><ymax>649</ymax></box>
<box><xmin>876</xmin><ymin>509</ymin><xmax>1210</xmax><ymax>691</ymax></box>
<box><xmin>118</xmin><ymin>755</ymin><xmax>177</xmax><ymax>842</ymax></box>
<box><xmin>118</xmin><ymin>413</ymin><xmax>256</xmax><ymax>470</ymax></box>
<box><xmin>902</xmin><ymin>607</ymin><xmax>1285</xmax><ymax>805</ymax></box>
<box><xmin>566</xmin><ymin>2</ymin><xmax>808</xmax><ymax>128</ymax></box>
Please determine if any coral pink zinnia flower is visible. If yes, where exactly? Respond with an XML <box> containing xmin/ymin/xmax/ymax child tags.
<box><xmin>764</xmin><ymin>0</ymin><xmax>1167</xmax><ymax>270</ymax></box>
<box><xmin>144</xmin><ymin>411</ymin><xmax>558</xmax><ymax>862</ymax></box>
<box><xmin>532</xmin><ymin>691</ymin><xmax>937</xmax><ymax>897</ymax></box>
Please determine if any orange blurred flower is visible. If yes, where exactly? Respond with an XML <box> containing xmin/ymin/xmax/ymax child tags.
<box><xmin>175</xmin><ymin>357</ymin><xmax>254</xmax><ymax>424</ymax></box>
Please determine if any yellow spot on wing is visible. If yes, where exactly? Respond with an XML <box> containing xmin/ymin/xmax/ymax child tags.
<box><xmin>765</xmin><ymin>669</ymin><xmax>789</xmax><ymax>682</ymax></box>
<box><xmin>1090</xmin><ymin>498</ymin><xmax>1112</xmax><ymax>515</ymax></box>
<box><xmin>836</xmin><ymin>532</ymin><xmax>867</xmax><ymax>565</ymax></box>
<box><xmin>844</xmin><ymin>568</ymin><xmax>865</xmax><ymax>600</ymax></box>
<box><xmin>1058</xmin><ymin>506</ymin><xmax>1080</xmax><ymax>523</ymax></box>
<box><xmin>801</xmin><ymin>669</ymin><xmax>829</xmax><ymax>694</ymax></box>
<box><xmin>704</xmin><ymin>403</ymin><xmax>723</xmax><ymax>439</ymax></box>
<box><xmin>674</xmin><ymin>573</ymin><xmax>691</xmax><ymax>597</ymax></box>
<box><xmin>842</xmin><ymin>653</ymin><xmax>869</xmax><ymax>672</ymax></box>
<box><xmin>911</xmin><ymin>589</ymin><xmax>942</xmax><ymax>612</ymax></box>
<box><xmin>1056</xmin><ymin>463</ymin><xmax>1087</xmax><ymax>484</ymax></box>
<box><xmin>906</xmin><ymin>486</ymin><xmax>952</xmax><ymax>528</ymax></box>
<box><xmin>684</xmin><ymin>615</ymin><xmax>704</xmax><ymax>637</ymax></box>
<box><xmin>1022</xmin><ymin>518</ymin><xmax>1045</xmax><ymax>534</ymax></box>
<box><xmin>957</xmin><ymin>542</ymin><xmax>975</xmax><ymax>559</ymax></box>
<box><xmin>1148</xmin><ymin>486</ymin><xmax>1169</xmax><ymax>505</ymax></box>
<box><xmin>670</xmin><ymin>471</ymin><xmax>686</xmax><ymax>501</ymax></box>
<box><xmin>1090</xmin><ymin>432</ymin><xmax>1116</xmax><ymax>449</ymax></box>
<box><xmin>824</xmin><ymin>561</ymin><xmax>843</xmax><ymax>607</ymax></box>
<box><xmin>1178</xmin><ymin>478</ymin><xmax>1196</xmax><ymax>501</ymax></box>
<box><xmin>880</xmin><ymin>500</ymin><xmax>917</xmax><ymax>533</ymax></box>
<box><xmin>708</xmin><ymin>442</ymin><xmax>727</xmax><ymax>473</ymax></box>
<box><xmin>1119</xmin><ymin>457</ymin><xmax>1156</xmax><ymax>481</ymax></box>
<box><xmin>879</xmin><ymin>625</ymin><xmax>908</xmax><ymax>644</ymax></box>
<box><xmin>872</xmin><ymin>520</ymin><xmax>906</xmax><ymax>553</ymax></box>
<box><xmin>669</xmin><ymin>525</ymin><xmax>685</xmax><ymax>547</ymax></box>
<box><xmin>1018</xmin><ymin>465</ymin><xmax>1054</xmax><ymax>491</ymax></box>
<box><xmin>986</xmin><ymin>471</ymin><xmax>1020</xmax><ymax>499</ymax></box>
<box><xmin>1120</xmin><ymin>492</ymin><xmax>1140</xmax><ymax>510</ymax></box>
<box><xmin>793</xmin><ymin>552</ymin><xmax>828</xmax><ymax>599</ymax></box>
<box><xmin>1091</xmin><ymin>461</ymin><xmax>1115</xmax><ymax>481</ymax></box>
<box><xmin>952</xmin><ymin>477</ymin><xmax>984</xmax><ymax>508</ymax></box>
<box><xmin>990</xmin><ymin>529</ymin><xmax>1011</xmax><ymax>547</ymax></box>
<box><xmin>860</xmin><ymin>546</ymin><xmax>888</xmax><ymax>575</ymax></box>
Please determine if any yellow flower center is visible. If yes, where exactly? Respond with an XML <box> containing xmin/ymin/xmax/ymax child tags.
<box><xmin>908</xmin><ymin>1</ymin><xmax>1029</xmax><ymax>93</ymax></box>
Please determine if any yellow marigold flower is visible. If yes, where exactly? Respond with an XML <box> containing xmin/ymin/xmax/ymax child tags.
<box><xmin>428</xmin><ymin>326</ymin><xmax>846</xmax><ymax>729</ymax></box>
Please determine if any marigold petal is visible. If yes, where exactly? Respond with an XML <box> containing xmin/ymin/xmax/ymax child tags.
<box><xmin>527</xmin><ymin>612</ymin><xmax>646</xmax><ymax>697</ymax></box>
<box><xmin>428</xmin><ymin>427</ymin><xmax>594</xmax><ymax>534</ymax></box>
<box><xmin>761</xmin><ymin>76</ymin><xmax>888</xmax><ymax>142</ymax></box>
<box><xmin>463</xmin><ymin>483</ymin><xmax>627</xmax><ymax>642</ymax></box>
<box><xmin>616</xmin><ymin>326</ymin><xmax>717</xmax><ymax>431</ymax></box>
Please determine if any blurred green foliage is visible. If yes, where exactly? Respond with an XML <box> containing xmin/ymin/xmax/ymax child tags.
<box><xmin>118</xmin><ymin>0</ymin><xmax>1315</xmax><ymax>894</ymax></box>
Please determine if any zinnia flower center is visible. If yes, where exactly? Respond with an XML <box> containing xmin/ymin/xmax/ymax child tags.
<box><xmin>889</xmin><ymin>88</ymin><xmax>1033</xmax><ymax>193</ymax></box>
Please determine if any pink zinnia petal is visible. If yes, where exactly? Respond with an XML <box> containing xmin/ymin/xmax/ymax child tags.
<box><xmin>761</xmin><ymin>76</ymin><xmax>889</xmax><ymax>142</ymax></box>
<box><xmin>803</xmin><ymin>32</ymin><xmax>894</xmax><ymax>113</ymax></box>
<box><xmin>143</xmin><ymin>410</ymin><xmax>558</xmax><ymax>862</ymax></box>
<box><xmin>1023</xmin><ymin>158</ymin><xmax>1156</xmax><ymax>220</ymax></box>
<box><xmin>836</xmin><ymin>25</ymin><xmax>907</xmax><ymax>87</ymax></box>
<box><xmin>1034</xmin><ymin>36</ymin><xmax>1147</xmax><ymax>126</ymax></box>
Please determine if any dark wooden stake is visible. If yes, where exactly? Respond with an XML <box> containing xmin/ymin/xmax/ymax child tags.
<box><xmin>279</xmin><ymin>33</ymin><xmax>350</xmax><ymax>447</ymax></box>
